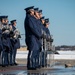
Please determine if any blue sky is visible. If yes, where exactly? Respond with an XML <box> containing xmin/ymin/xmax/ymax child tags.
<box><xmin>0</xmin><ymin>0</ymin><xmax>75</xmax><ymax>46</ymax></box>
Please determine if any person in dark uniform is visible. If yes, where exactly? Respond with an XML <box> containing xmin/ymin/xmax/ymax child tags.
<box><xmin>36</xmin><ymin>9</ymin><xmax>47</xmax><ymax>67</ymax></box>
<box><xmin>43</xmin><ymin>18</ymin><xmax>53</xmax><ymax>66</ymax></box>
<box><xmin>24</xmin><ymin>6</ymin><xmax>34</xmax><ymax>70</ymax></box>
<box><xmin>0</xmin><ymin>16</ymin><xmax>11</xmax><ymax>67</ymax></box>
<box><xmin>0</xmin><ymin>17</ymin><xmax>3</xmax><ymax>65</ymax></box>
<box><xmin>24</xmin><ymin>6</ymin><xmax>42</xmax><ymax>70</ymax></box>
<box><xmin>34</xmin><ymin>8</ymin><xmax>43</xmax><ymax>68</ymax></box>
<box><xmin>10</xmin><ymin>20</ymin><xmax>21</xmax><ymax>65</ymax></box>
<box><xmin>8</xmin><ymin>23</ymin><xmax>14</xmax><ymax>66</ymax></box>
<box><xmin>40</xmin><ymin>16</ymin><xmax>47</xmax><ymax>67</ymax></box>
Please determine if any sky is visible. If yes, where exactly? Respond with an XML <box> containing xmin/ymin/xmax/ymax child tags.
<box><xmin>0</xmin><ymin>0</ymin><xmax>75</xmax><ymax>46</ymax></box>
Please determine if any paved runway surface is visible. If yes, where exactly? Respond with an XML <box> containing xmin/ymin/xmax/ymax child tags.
<box><xmin>0</xmin><ymin>58</ymin><xmax>75</xmax><ymax>75</ymax></box>
<box><xmin>0</xmin><ymin>65</ymin><xmax>75</xmax><ymax>75</ymax></box>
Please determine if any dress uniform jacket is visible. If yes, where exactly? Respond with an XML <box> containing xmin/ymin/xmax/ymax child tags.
<box><xmin>0</xmin><ymin>29</ymin><xmax>3</xmax><ymax>51</ymax></box>
<box><xmin>45</xmin><ymin>28</ymin><xmax>50</xmax><ymax>39</ymax></box>
<box><xmin>2</xmin><ymin>24</ymin><xmax>11</xmax><ymax>52</ymax></box>
<box><xmin>25</xmin><ymin>14</ymin><xmax>42</xmax><ymax>51</ymax></box>
<box><xmin>11</xmin><ymin>25</ymin><xmax>20</xmax><ymax>49</ymax></box>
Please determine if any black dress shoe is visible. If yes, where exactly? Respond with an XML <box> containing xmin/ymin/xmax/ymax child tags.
<box><xmin>36</xmin><ymin>65</ymin><xmax>41</xmax><ymax>69</ymax></box>
<box><xmin>2</xmin><ymin>64</ymin><xmax>9</xmax><ymax>67</ymax></box>
<box><xmin>27</xmin><ymin>67</ymin><xmax>36</xmax><ymax>70</ymax></box>
<box><xmin>14</xmin><ymin>63</ymin><xmax>18</xmax><ymax>65</ymax></box>
<box><xmin>42</xmin><ymin>65</ymin><xmax>44</xmax><ymax>67</ymax></box>
<box><xmin>37</xmin><ymin>66</ymin><xmax>41</xmax><ymax>69</ymax></box>
<box><xmin>27</xmin><ymin>68</ymin><xmax>31</xmax><ymax>70</ymax></box>
<box><xmin>32</xmin><ymin>68</ymin><xmax>36</xmax><ymax>70</ymax></box>
<box><xmin>10</xmin><ymin>64</ymin><xmax>14</xmax><ymax>66</ymax></box>
<box><xmin>2</xmin><ymin>65</ymin><xmax>6</xmax><ymax>67</ymax></box>
<box><xmin>0</xmin><ymin>64</ymin><xmax>2</xmax><ymax>66</ymax></box>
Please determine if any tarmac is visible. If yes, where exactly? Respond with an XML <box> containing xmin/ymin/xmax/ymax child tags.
<box><xmin>0</xmin><ymin>59</ymin><xmax>75</xmax><ymax>75</ymax></box>
<box><xmin>0</xmin><ymin>65</ymin><xmax>75</xmax><ymax>75</ymax></box>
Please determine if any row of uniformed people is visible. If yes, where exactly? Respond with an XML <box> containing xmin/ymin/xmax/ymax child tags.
<box><xmin>0</xmin><ymin>16</ymin><xmax>21</xmax><ymax>67</ymax></box>
<box><xmin>24</xmin><ymin>6</ymin><xmax>53</xmax><ymax>70</ymax></box>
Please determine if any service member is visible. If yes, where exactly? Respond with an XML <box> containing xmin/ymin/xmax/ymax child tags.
<box><xmin>0</xmin><ymin>16</ymin><xmax>11</xmax><ymax>67</ymax></box>
<box><xmin>24</xmin><ymin>6</ymin><xmax>42</xmax><ymax>70</ymax></box>
<box><xmin>0</xmin><ymin>17</ymin><xmax>3</xmax><ymax>66</ymax></box>
<box><xmin>10</xmin><ymin>20</ymin><xmax>21</xmax><ymax>65</ymax></box>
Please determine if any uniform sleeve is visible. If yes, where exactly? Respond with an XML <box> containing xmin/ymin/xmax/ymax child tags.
<box><xmin>28</xmin><ymin>17</ymin><xmax>42</xmax><ymax>39</ymax></box>
<box><xmin>0</xmin><ymin>29</ymin><xmax>2</xmax><ymax>34</ymax></box>
<box><xmin>47</xmin><ymin>28</ymin><xmax>50</xmax><ymax>35</ymax></box>
<box><xmin>46</xmin><ymin>28</ymin><xmax>51</xmax><ymax>40</ymax></box>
